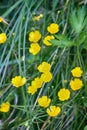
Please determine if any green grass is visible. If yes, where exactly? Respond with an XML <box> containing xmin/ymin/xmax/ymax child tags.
<box><xmin>0</xmin><ymin>0</ymin><xmax>87</xmax><ymax>130</ymax></box>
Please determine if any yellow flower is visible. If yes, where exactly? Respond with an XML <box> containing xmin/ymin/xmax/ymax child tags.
<box><xmin>33</xmin><ymin>14</ymin><xmax>43</xmax><ymax>21</ymax></box>
<box><xmin>39</xmin><ymin>14</ymin><xmax>43</xmax><ymax>18</ymax></box>
<box><xmin>46</xmin><ymin>106</ymin><xmax>61</xmax><ymax>117</ymax></box>
<box><xmin>29</xmin><ymin>43</ymin><xmax>41</xmax><ymax>55</ymax></box>
<box><xmin>32</xmin><ymin>77</ymin><xmax>43</xmax><ymax>88</ymax></box>
<box><xmin>47</xmin><ymin>23</ymin><xmax>59</xmax><ymax>34</ymax></box>
<box><xmin>11</xmin><ymin>76</ymin><xmax>26</xmax><ymax>88</ymax></box>
<box><xmin>38</xmin><ymin>96</ymin><xmax>51</xmax><ymax>108</ymax></box>
<box><xmin>70</xmin><ymin>78</ymin><xmax>83</xmax><ymax>91</ymax></box>
<box><xmin>43</xmin><ymin>35</ymin><xmax>54</xmax><ymax>46</ymax></box>
<box><xmin>58</xmin><ymin>88</ymin><xmax>70</xmax><ymax>101</ymax></box>
<box><xmin>0</xmin><ymin>17</ymin><xmax>3</xmax><ymax>22</ymax></box>
<box><xmin>33</xmin><ymin>16</ymin><xmax>40</xmax><ymax>21</ymax></box>
<box><xmin>37</xmin><ymin>62</ymin><xmax>51</xmax><ymax>73</ymax></box>
<box><xmin>0</xmin><ymin>33</ymin><xmax>7</xmax><ymax>44</ymax></box>
<box><xmin>29</xmin><ymin>30</ymin><xmax>41</xmax><ymax>42</ymax></box>
<box><xmin>27</xmin><ymin>77</ymin><xmax>43</xmax><ymax>95</ymax></box>
<box><xmin>40</xmin><ymin>72</ymin><xmax>52</xmax><ymax>83</ymax></box>
<box><xmin>71</xmin><ymin>67</ymin><xmax>83</xmax><ymax>77</ymax></box>
<box><xmin>0</xmin><ymin>102</ymin><xmax>10</xmax><ymax>113</ymax></box>
<box><xmin>27</xmin><ymin>85</ymin><xmax>37</xmax><ymax>95</ymax></box>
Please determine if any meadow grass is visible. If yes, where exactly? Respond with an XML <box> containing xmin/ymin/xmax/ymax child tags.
<box><xmin>0</xmin><ymin>0</ymin><xmax>87</xmax><ymax>130</ymax></box>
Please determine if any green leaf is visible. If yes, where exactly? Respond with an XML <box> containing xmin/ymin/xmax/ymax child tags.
<box><xmin>70</xmin><ymin>7</ymin><xmax>87</xmax><ymax>34</ymax></box>
<box><xmin>84</xmin><ymin>125</ymin><xmax>87</xmax><ymax>130</ymax></box>
<box><xmin>78</xmin><ymin>32</ymin><xmax>87</xmax><ymax>45</ymax></box>
<box><xmin>50</xmin><ymin>34</ymin><xmax>75</xmax><ymax>48</ymax></box>
<box><xmin>84</xmin><ymin>101</ymin><xmax>87</xmax><ymax>107</ymax></box>
<box><xmin>2</xmin><ymin>0</ymin><xmax>23</xmax><ymax>17</ymax></box>
<box><xmin>83</xmin><ymin>41</ymin><xmax>87</xmax><ymax>50</ymax></box>
<box><xmin>80</xmin><ymin>31</ymin><xmax>87</xmax><ymax>49</ymax></box>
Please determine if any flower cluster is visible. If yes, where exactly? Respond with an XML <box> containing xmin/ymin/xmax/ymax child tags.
<box><xmin>38</xmin><ymin>61</ymin><xmax>52</xmax><ymax>83</ymax></box>
<box><xmin>28</xmin><ymin>30</ymin><xmax>41</xmax><ymax>55</ymax></box>
<box><xmin>27</xmin><ymin>61</ymin><xmax>52</xmax><ymax>95</ymax></box>
<box><xmin>37</xmin><ymin>67</ymin><xmax>83</xmax><ymax>117</ymax></box>
<box><xmin>27</xmin><ymin>24</ymin><xmax>61</xmax><ymax>117</ymax></box>
<box><xmin>1</xmin><ymin>19</ymin><xmax>84</xmax><ymax>121</ymax></box>
<box><xmin>27</xmin><ymin>23</ymin><xmax>60</xmax><ymax>116</ymax></box>
<box><xmin>0</xmin><ymin>5</ymin><xmax>86</xmax><ymax>129</ymax></box>
<box><xmin>1</xmin><ymin>14</ymin><xmax>84</xmax><ymax>122</ymax></box>
<box><xmin>28</xmin><ymin>23</ymin><xmax>59</xmax><ymax>55</ymax></box>
<box><xmin>37</xmin><ymin>61</ymin><xmax>61</xmax><ymax>117</ymax></box>
<box><xmin>70</xmin><ymin>67</ymin><xmax>83</xmax><ymax>91</ymax></box>
<box><xmin>57</xmin><ymin>67</ymin><xmax>83</xmax><ymax>103</ymax></box>
<box><xmin>10</xmin><ymin>67</ymin><xmax>83</xmax><ymax>117</ymax></box>
<box><xmin>27</xmin><ymin>77</ymin><xmax>43</xmax><ymax>94</ymax></box>
<box><xmin>43</xmin><ymin>23</ymin><xmax>59</xmax><ymax>46</ymax></box>
<box><xmin>38</xmin><ymin>96</ymin><xmax>61</xmax><ymax>117</ymax></box>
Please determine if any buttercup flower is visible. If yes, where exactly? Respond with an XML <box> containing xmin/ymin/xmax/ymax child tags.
<box><xmin>43</xmin><ymin>35</ymin><xmax>54</xmax><ymax>46</ymax></box>
<box><xmin>33</xmin><ymin>14</ymin><xmax>43</xmax><ymax>21</ymax></box>
<box><xmin>29</xmin><ymin>30</ymin><xmax>41</xmax><ymax>42</ymax></box>
<box><xmin>46</xmin><ymin>106</ymin><xmax>61</xmax><ymax>117</ymax></box>
<box><xmin>11</xmin><ymin>76</ymin><xmax>26</xmax><ymax>88</ymax></box>
<box><xmin>0</xmin><ymin>17</ymin><xmax>3</xmax><ymax>22</ymax></box>
<box><xmin>40</xmin><ymin>72</ymin><xmax>52</xmax><ymax>83</ymax></box>
<box><xmin>27</xmin><ymin>85</ymin><xmax>37</xmax><ymax>95</ymax></box>
<box><xmin>39</xmin><ymin>14</ymin><xmax>43</xmax><ymax>18</ymax></box>
<box><xmin>0</xmin><ymin>33</ymin><xmax>7</xmax><ymax>44</ymax></box>
<box><xmin>37</xmin><ymin>62</ymin><xmax>51</xmax><ymax>73</ymax></box>
<box><xmin>0</xmin><ymin>102</ymin><xmax>10</xmax><ymax>113</ymax></box>
<box><xmin>29</xmin><ymin>43</ymin><xmax>41</xmax><ymax>55</ymax></box>
<box><xmin>71</xmin><ymin>67</ymin><xmax>83</xmax><ymax>77</ymax></box>
<box><xmin>58</xmin><ymin>88</ymin><xmax>70</xmax><ymax>101</ymax></box>
<box><xmin>31</xmin><ymin>77</ymin><xmax>43</xmax><ymax>88</ymax></box>
<box><xmin>47</xmin><ymin>23</ymin><xmax>59</xmax><ymax>34</ymax></box>
<box><xmin>70</xmin><ymin>78</ymin><xmax>83</xmax><ymax>91</ymax></box>
<box><xmin>38</xmin><ymin>96</ymin><xmax>51</xmax><ymax>108</ymax></box>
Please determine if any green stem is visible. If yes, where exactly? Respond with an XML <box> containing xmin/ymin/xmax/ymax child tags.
<box><xmin>77</xmin><ymin>45</ymin><xmax>82</xmax><ymax>68</ymax></box>
<box><xmin>77</xmin><ymin>113</ymin><xmax>87</xmax><ymax>130</ymax></box>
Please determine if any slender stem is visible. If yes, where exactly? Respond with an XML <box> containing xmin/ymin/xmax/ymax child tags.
<box><xmin>40</xmin><ymin>116</ymin><xmax>51</xmax><ymax>130</ymax></box>
<box><xmin>77</xmin><ymin>113</ymin><xmax>87</xmax><ymax>130</ymax></box>
<box><xmin>77</xmin><ymin>45</ymin><xmax>82</xmax><ymax>68</ymax></box>
<box><xmin>32</xmin><ymin>83</ymin><xmax>45</xmax><ymax>111</ymax></box>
